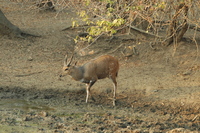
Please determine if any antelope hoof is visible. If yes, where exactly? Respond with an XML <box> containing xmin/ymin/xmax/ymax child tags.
<box><xmin>113</xmin><ymin>99</ymin><xmax>116</xmax><ymax>106</ymax></box>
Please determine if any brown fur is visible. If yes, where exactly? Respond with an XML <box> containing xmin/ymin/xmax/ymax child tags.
<box><xmin>61</xmin><ymin>55</ymin><xmax>119</xmax><ymax>106</ymax></box>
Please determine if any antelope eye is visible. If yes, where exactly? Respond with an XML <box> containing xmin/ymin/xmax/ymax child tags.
<box><xmin>64</xmin><ymin>68</ymin><xmax>68</xmax><ymax>71</ymax></box>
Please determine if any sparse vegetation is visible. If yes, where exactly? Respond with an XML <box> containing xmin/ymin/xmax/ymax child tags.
<box><xmin>0</xmin><ymin>0</ymin><xmax>200</xmax><ymax>132</ymax></box>
<box><xmin>67</xmin><ymin>0</ymin><xmax>200</xmax><ymax>47</ymax></box>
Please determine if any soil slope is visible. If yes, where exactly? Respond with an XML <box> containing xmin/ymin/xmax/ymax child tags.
<box><xmin>0</xmin><ymin>1</ymin><xmax>199</xmax><ymax>132</ymax></box>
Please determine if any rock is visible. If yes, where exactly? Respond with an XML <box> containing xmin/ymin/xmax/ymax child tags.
<box><xmin>182</xmin><ymin>70</ymin><xmax>192</xmax><ymax>75</ymax></box>
<box><xmin>27</xmin><ymin>56</ymin><xmax>33</xmax><ymax>61</ymax></box>
<box><xmin>78</xmin><ymin>49</ymin><xmax>96</xmax><ymax>56</ymax></box>
<box><xmin>38</xmin><ymin>111</ymin><xmax>48</xmax><ymax>117</ymax></box>
<box><xmin>24</xmin><ymin>116</ymin><xmax>32</xmax><ymax>121</ymax></box>
<box><xmin>115</xmin><ymin>128</ymin><xmax>141</xmax><ymax>133</ymax></box>
<box><xmin>166</xmin><ymin>128</ymin><xmax>191</xmax><ymax>133</ymax></box>
<box><xmin>16</xmin><ymin>118</ymin><xmax>23</xmax><ymax>122</ymax></box>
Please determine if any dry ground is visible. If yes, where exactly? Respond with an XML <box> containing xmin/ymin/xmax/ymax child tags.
<box><xmin>0</xmin><ymin>1</ymin><xmax>199</xmax><ymax>132</ymax></box>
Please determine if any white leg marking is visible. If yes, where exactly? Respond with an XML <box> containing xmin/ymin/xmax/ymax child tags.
<box><xmin>86</xmin><ymin>84</ymin><xmax>89</xmax><ymax>103</ymax></box>
<box><xmin>112</xmin><ymin>81</ymin><xmax>117</xmax><ymax>106</ymax></box>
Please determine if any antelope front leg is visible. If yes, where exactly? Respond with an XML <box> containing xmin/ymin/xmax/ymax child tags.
<box><xmin>112</xmin><ymin>80</ymin><xmax>117</xmax><ymax>106</ymax></box>
<box><xmin>113</xmin><ymin>85</ymin><xmax>116</xmax><ymax>106</ymax></box>
<box><xmin>86</xmin><ymin>83</ymin><xmax>90</xmax><ymax>103</ymax></box>
<box><xmin>85</xmin><ymin>80</ymin><xmax>96</xmax><ymax>103</ymax></box>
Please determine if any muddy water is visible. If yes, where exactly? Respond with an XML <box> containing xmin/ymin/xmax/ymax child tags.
<box><xmin>0</xmin><ymin>99</ymin><xmax>54</xmax><ymax>111</ymax></box>
<box><xmin>0</xmin><ymin>87</ymin><xmax>199</xmax><ymax>132</ymax></box>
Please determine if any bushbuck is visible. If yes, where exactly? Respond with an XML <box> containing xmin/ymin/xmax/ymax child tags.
<box><xmin>60</xmin><ymin>53</ymin><xmax>119</xmax><ymax>106</ymax></box>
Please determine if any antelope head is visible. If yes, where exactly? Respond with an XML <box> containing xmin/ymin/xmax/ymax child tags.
<box><xmin>60</xmin><ymin>53</ymin><xmax>74</xmax><ymax>77</ymax></box>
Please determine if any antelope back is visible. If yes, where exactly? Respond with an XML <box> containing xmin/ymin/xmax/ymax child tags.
<box><xmin>82</xmin><ymin>55</ymin><xmax>119</xmax><ymax>79</ymax></box>
<box><xmin>62</xmin><ymin>54</ymin><xmax>119</xmax><ymax>81</ymax></box>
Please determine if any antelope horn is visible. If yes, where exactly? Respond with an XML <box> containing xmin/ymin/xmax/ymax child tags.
<box><xmin>67</xmin><ymin>52</ymin><xmax>74</xmax><ymax>66</ymax></box>
<box><xmin>64</xmin><ymin>54</ymin><xmax>68</xmax><ymax>67</ymax></box>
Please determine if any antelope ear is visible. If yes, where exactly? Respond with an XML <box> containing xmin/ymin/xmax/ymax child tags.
<box><xmin>74</xmin><ymin>61</ymin><xmax>78</xmax><ymax>66</ymax></box>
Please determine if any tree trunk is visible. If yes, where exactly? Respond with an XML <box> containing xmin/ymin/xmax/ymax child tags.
<box><xmin>0</xmin><ymin>9</ymin><xmax>40</xmax><ymax>38</ymax></box>
<box><xmin>164</xmin><ymin>3</ymin><xmax>188</xmax><ymax>46</ymax></box>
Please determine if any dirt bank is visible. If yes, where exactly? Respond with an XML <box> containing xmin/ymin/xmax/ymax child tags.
<box><xmin>0</xmin><ymin>1</ymin><xmax>199</xmax><ymax>132</ymax></box>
